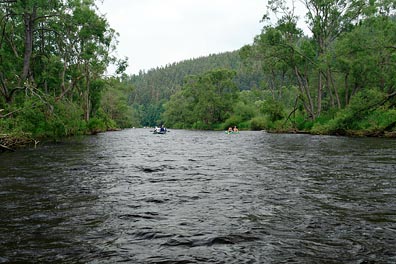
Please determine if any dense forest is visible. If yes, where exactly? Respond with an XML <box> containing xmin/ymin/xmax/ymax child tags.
<box><xmin>0</xmin><ymin>0</ymin><xmax>131</xmax><ymax>150</ymax></box>
<box><xmin>1</xmin><ymin>0</ymin><xmax>396</xmax><ymax>151</ymax></box>
<box><xmin>127</xmin><ymin>0</ymin><xmax>396</xmax><ymax>136</ymax></box>
<box><xmin>126</xmin><ymin>51</ymin><xmax>265</xmax><ymax>126</ymax></box>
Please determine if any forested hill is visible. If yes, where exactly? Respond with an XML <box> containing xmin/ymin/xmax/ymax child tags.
<box><xmin>126</xmin><ymin>5</ymin><xmax>396</xmax><ymax>134</ymax></box>
<box><xmin>126</xmin><ymin>50</ymin><xmax>264</xmax><ymax>106</ymax></box>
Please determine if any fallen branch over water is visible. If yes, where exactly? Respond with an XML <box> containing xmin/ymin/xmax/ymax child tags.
<box><xmin>0</xmin><ymin>134</ymin><xmax>36</xmax><ymax>152</ymax></box>
<box><xmin>0</xmin><ymin>143</ymin><xmax>15</xmax><ymax>152</ymax></box>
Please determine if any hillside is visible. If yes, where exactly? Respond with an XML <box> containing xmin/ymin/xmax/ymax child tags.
<box><xmin>127</xmin><ymin>50</ymin><xmax>264</xmax><ymax>106</ymax></box>
<box><xmin>123</xmin><ymin>50</ymin><xmax>266</xmax><ymax>126</ymax></box>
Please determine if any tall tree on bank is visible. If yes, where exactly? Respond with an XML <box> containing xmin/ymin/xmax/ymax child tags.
<box><xmin>0</xmin><ymin>0</ymin><xmax>119</xmax><ymax>112</ymax></box>
<box><xmin>0</xmin><ymin>0</ymin><xmax>125</xmax><ymax>138</ymax></box>
<box><xmin>244</xmin><ymin>0</ymin><xmax>394</xmax><ymax>121</ymax></box>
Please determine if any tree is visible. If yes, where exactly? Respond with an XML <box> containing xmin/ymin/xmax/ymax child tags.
<box><xmin>163</xmin><ymin>69</ymin><xmax>239</xmax><ymax>129</ymax></box>
<box><xmin>333</xmin><ymin>15</ymin><xmax>396</xmax><ymax>104</ymax></box>
<box><xmin>101</xmin><ymin>77</ymin><xmax>139</xmax><ymax>128</ymax></box>
<box><xmin>263</xmin><ymin>0</ymin><xmax>373</xmax><ymax>118</ymax></box>
<box><xmin>0</xmin><ymin>0</ymin><xmax>124</xmax><ymax>139</ymax></box>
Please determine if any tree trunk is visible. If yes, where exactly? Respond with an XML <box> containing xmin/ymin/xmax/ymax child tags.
<box><xmin>317</xmin><ymin>70</ymin><xmax>322</xmax><ymax>117</ymax></box>
<box><xmin>344</xmin><ymin>73</ymin><xmax>350</xmax><ymax>106</ymax></box>
<box><xmin>85</xmin><ymin>63</ymin><xmax>90</xmax><ymax>121</ymax></box>
<box><xmin>20</xmin><ymin>8</ymin><xmax>36</xmax><ymax>86</ymax></box>
<box><xmin>325</xmin><ymin>68</ymin><xmax>335</xmax><ymax>108</ymax></box>
<box><xmin>294</xmin><ymin>66</ymin><xmax>315</xmax><ymax>119</ymax></box>
<box><xmin>328</xmin><ymin>68</ymin><xmax>341</xmax><ymax>109</ymax></box>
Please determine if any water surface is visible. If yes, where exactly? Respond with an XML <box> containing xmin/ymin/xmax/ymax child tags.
<box><xmin>1</xmin><ymin>129</ymin><xmax>395</xmax><ymax>263</ymax></box>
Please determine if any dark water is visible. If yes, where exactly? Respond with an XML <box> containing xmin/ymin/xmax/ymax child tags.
<box><xmin>1</xmin><ymin>129</ymin><xmax>396</xmax><ymax>263</ymax></box>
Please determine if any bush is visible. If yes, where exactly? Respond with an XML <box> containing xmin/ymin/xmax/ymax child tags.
<box><xmin>367</xmin><ymin>108</ymin><xmax>396</xmax><ymax>130</ymax></box>
<box><xmin>223</xmin><ymin>115</ymin><xmax>243</xmax><ymax>130</ymax></box>
<box><xmin>238</xmin><ymin>120</ymin><xmax>251</xmax><ymax>130</ymax></box>
<box><xmin>261</xmin><ymin>98</ymin><xmax>285</xmax><ymax>122</ymax></box>
<box><xmin>250</xmin><ymin>116</ymin><xmax>269</xmax><ymax>130</ymax></box>
<box><xmin>50</xmin><ymin>100</ymin><xmax>86</xmax><ymax>137</ymax></box>
<box><xmin>87</xmin><ymin>117</ymin><xmax>107</xmax><ymax>134</ymax></box>
<box><xmin>14</xmin><ymin>100</ymin><xmax>45</xmax><ymax>135</ymax></box>
<box><xmin>3</xmin><ymin>98</ymin><xmax>88</xmax><ymax>139</ymax></box>
<box><xmin>233</xmin><ymin>101</ymin><xmax>257</xmax><ymax>121</ymax></box>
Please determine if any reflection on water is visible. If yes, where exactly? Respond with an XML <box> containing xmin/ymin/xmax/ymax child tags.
<box><xmin>1</xmin><ymin>129</ymin><xmax>396</xmax><ymax>263</ymax></box>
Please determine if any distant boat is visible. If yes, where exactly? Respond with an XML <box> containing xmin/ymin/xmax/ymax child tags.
<box><xmin>225</xmin><ymin>131</ymin><xmax>239</xmax><ymax>134</ymax></box>
<box><xmin>153</xmin><ymin>127</ymin><xmax>167</xmax><ymax>134</ymax></box>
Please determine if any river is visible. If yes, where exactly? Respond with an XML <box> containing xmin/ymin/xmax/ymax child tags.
<box><xmin>0</xmin><ymin>129</ymin><xmax>395</xmax><ymax>263</ymax></box>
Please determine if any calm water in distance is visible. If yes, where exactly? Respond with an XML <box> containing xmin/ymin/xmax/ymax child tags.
<box><xmin>1</xmin><ymin>128</ymin><xmax>396</xmax><ymax>263</ymax></box>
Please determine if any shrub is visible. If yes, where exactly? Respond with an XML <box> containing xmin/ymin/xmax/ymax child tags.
<box><xmin>238</xmin><ymin>120</ymin><xmax>251</xmax><ymax>130</ymax></box>
<box><xmin>87</xmin><ymin>118</ymin><xmax>107</xmax><ymax>134</ymax></box>
<box><xmin>250</xmin><ymin>116</ymin><xmax>269</xmax><ymax>130</ymax></box>
<box><xmin>223</xmin><ymin>115</ymin><xmax>243</xmax><ymax>130</ymax></box>
<box><xmin>261</xmin><ymin>98</ymin><xmax>285</xmax><ymax>122</ymax></box>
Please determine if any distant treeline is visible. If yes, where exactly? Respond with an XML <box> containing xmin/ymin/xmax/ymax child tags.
<box><xmin>125</xmin><ymin>51</ymin><xmax>265</xmax><ymax>126</ymax></box>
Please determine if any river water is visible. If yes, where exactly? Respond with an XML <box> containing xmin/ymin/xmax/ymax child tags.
<box><xmin>0</xmin><ymin>129</ymin><xmax>395</xmax><ymax>263</ymax></box>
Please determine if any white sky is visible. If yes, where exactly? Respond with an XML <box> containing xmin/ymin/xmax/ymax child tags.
<box><xmin>97</xmin><ymin>0</ymin><xmax>267</xmax><ymax>75</ymax></box>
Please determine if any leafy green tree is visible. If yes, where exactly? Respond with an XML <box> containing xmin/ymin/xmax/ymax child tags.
<box><xmin>0</xmin><ymin>0</ymin><xmax>124</xmax><ymax>140</ymax></box>
<box><xmin>333</xmin><ymin>15</ymin><xmax>396</xmax><ymax>103</ymax></box>
<box><xmin>162</xmin><ymin>91</ymin><xmax>193</xmax><ymax>128</ymax></box>
<box><xmin>163</xmin><ymin>69</ymin><xmax>238</xmax><ymax>129</ymax></box>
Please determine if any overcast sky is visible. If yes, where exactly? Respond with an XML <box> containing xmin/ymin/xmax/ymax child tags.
<box><xmin>97</xmin><ymin>0</ymin><xmax>267</xmax><ymax>75</ymax></box>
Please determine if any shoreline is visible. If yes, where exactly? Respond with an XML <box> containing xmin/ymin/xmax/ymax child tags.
<box><xmin>0</xmin><ymin>134</ymin><xmax>37</xmax><ymax>152</ymax></box>
<box><xmin>3</xmin><ymin>128</ymin><xmax>396</xmax><ymax>153</ymax></box>
<box><xmin>266</xmin><ymin>128</ymin><xmax>396</xmax><ymax>138</ymax></box>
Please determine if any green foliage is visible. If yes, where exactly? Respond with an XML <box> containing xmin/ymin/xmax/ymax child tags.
<box><xmin>311</xmin><ymin>88</ymin><xmax>395</xmax><ymax>134</ymax></box>
<box><xmin>126</xmin><ymin>50</ymin><xmax>266</xmax><ymax>127</ymax></box>
<box><xmin>162</xmin><ymin>91</ymin><xmax>193</xmax><ymax>128</ymax></box>
<box><xmin>3</xmin><ymin>98</ymin><xmax>86</xmax><ymax>139</ymax></box>
<box><xmin>261</xmin><ymin>98</ymin><xmax>285</xmax><ymax>122</ymax></box>
<box><xmin>139</xmin><ymin>102</ymin><xmax>164</xmax><ymax>127</ymax></box>
<box><xmin>296</xmin><ymin>116</ymin><xmax>314</xmax><ymax>131</ymax></box>
<box><xmin>2</xmin><ymin>0</ymin><xmax>395</xmax><ymax>140</ymax></box>
<box><xmin>128</xmin><ymin>51</ymin><xmax>263</xmax><ymax>106</ymax></box>
<box><xmin>14</xmin><ymin>99</ymin><xmax>48</xmax><ymax>136</ymax></box>
<box><xmin>250</xmin><ymin>116</ymin><xmax>269</xmax><ymax>130</ymax></box>
<box><xmin>163</xmin><ymin>69</ymin><xmax>239</xmax><ymax>129</ymax></box>
<box><xmin>47</xmin><ymin>100</ymin><xmax>86</xmax><ymax>138</ymax></box>
<box><xmin>0</xmin><ymin>0</ymin><xmax>125</xmax><ymax>143</ymax></box>
<box><xmin>220</xmin><ymin>94</ymin><xmax>260</xmax><ymax>130</ymax></box>
<box><xmin>223</xmin><ymin>115</ymin><xmax>243</xmax><ymax>130</ymax></box>
<box><xmin>101</xmin><ymin>79</ymin><xmax>139</xmax><ymax>128</ymax></box>
<box><xmin>333</xmin><ymin>15</ymin><xmax>396</xmax><ymax>103</ymax></box>
<box><xmin>87</xmin><ymin>117</ymin><xmax>107</xmax><ymax>134</ymax></box>
<box><xmin>233</xmin><ymin>101</ymin><xmax>257</xmax><ymax>121</ymax></box>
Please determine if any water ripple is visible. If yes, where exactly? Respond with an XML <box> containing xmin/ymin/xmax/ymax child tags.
<box><xmin>1</xmin><ymin>129</ymin><xmax>396</xmax><ymax>263</ymax></box>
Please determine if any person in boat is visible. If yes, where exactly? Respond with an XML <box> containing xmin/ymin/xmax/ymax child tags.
<box><xmin>233</xmin><ymin>126</ymin><xmax>239</xmax><ymax>133</ymax></box>
<box><xmin>227</xmin><ymin>127</ymin><xmax>233</xmax><ymax>133</ymax></box>
<box><xmin>160</xmin><ymin>125</ymin><xmax>166</xmax><ymax>132</ymax></box>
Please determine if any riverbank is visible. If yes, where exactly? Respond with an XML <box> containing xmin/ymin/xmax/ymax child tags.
<box><xmin>0</xmin><ymin>133</ymin><xmax>37</xmax><ymax>152</ymax></box>
<box><xmin>3</xmin><ymin>126</ymin><xmax>396</xmax><ymax>153</ymax></box>
<box><xmin>0</xmin><ymin>127</ymin><xmax>124</xmax><ymax>152</ymax></box>
<box><xmin>269</xmin><ymin>128</ymin><xmax>396</xmax><ymax>138</ymax></box>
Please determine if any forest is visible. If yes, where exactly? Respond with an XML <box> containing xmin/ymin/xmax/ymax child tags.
<box><xmin>128</xmin><ymin>0</ymin><xmax>396</xmax><ymax>136</ymax></box>
<box><xmin>1</xmin><ymin>0</ymin><xmax>396</xmax><ymax>151</ymax></box>
<box><xmin>0</xmin><ymin>0</ymin><xmax>130</xmax><ymax>150</ymax></box>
